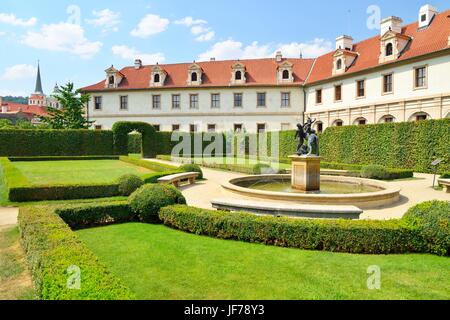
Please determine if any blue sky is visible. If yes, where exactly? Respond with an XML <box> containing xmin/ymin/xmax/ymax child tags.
<box><xmin>0</xmin><ymin>0</ymin><xmax>448</xmax><ymax>97</ymax></box>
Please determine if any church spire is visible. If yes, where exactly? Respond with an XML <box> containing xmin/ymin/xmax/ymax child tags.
<box><xmin>34</xmin><ymin>61</ymin><xmax>43</xmax><ymax>95</ymax></box>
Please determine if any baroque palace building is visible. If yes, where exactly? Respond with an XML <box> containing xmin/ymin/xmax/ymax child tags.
<box><xmin>82</xmin><ymin>4</ymin><xmax>450</xmax><ymax>133</ymax></box>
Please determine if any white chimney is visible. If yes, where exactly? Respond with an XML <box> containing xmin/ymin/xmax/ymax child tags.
<box><xmin>418</xmin><ymin>4</ymin><xmax>438</xmax><ymax>28</ymax></box>
<box><xmin>210</xmin><ymin>57</ymin><xmax>216</xmax><ymax>61</ymax></box>
<box><xmin>1</xmin><ymin>106</ymin><xmax>8</xmax><ymax>113</ymax></box>
<box><xmin>275</xmin><ymin>51</ymin><xmax>283</xmax><ymax>62</ymax></box>
<box><xmin>380</xmin><ymin>16</ymin><xmax>403</xmax><ymax>36</ymax></box>
<box><xmin>336</xmin><ymin>35</ymin><xmax>353</xmax><ymax>50</ymax></box>
<box><xmin>134</xmin><ymin>59</ymin><xmax>142</xmax><ymax>69</ymax></box>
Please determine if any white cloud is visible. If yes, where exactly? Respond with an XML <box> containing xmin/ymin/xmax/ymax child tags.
<box><xmin>198</xmin><ymin>38</ymin><xmax>332</xmax><ymax>61</ymax></box>
<box><xmin>196</xmin><ymin>31</ymin><xmax>215</xmax><ymax>42</ymax></box>
<box><xmin>22</xmin><ymin>23</ymin><xmax>102</xmax><ymax>59</ymax></box>
<box><xmin>2</xmin><ymin>64</ymin><xmax>36</xmax><ymax>80</ymax></box>
<box><xmin>130</xmin><ymin>14</ymin><xmax>169</xmax><ymax>38</ymax></box>
<box><xmin>275</xmin><ymin>39</ymin><xmax>333</xmax><ymax>58</ymax></box>
<box><xmin>191</xmin><ymin>25</ymin><xmax>208</xmax><ymax>35</ymax></box>
<box><xmin>0</xmin><ymin>31</ymin><xmax>6</xmax><ymax>37</ymax></box>
<box><xmin>174</xmin><ymin>16</ymin><xmax>207</xmax><ymax>27</ymax></box>
<box><xmin>0</xmin><ymin>13</ymin><xmax>37</xmax><ymax>27</ymax></box>
<box><xmin>112</xmin><ymin>45</ymin><xmax>165</xmax><ymax>64</ymax></box>
<box><xmin>86</xmin><ymin>9</ymin><xmax>120</xmax><ymax>33</ymax></box>
<box><xmin>198</xmin><ymin>39</ymin><xmax>270</xmax><ymax>61</ymax></box>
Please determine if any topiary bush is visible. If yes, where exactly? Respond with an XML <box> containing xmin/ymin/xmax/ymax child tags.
<box><xmin>117</xmin><ymin>174</ymin><xmax>144</xmax><ymax>196</ymax></box>
<box><xmin>179</xmin><ymin>163</ymin><xmax>203</xmax><ymax>179</ymax></box>
<box><xmin>361</xmin><ymin>165</ymin><xmax>390</xmax><ymax>180</ymax></box>
<box><xmin>129</xmin><ymin>184</ymin><xmax>186</xmax><ymax>223</ymax></box>
<box><xmin>403</xmin><ymin>201</ymin><xmax>450</xmax><ymax>256</ymax></box>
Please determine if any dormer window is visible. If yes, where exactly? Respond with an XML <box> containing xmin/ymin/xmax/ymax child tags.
<box><xmin>187</xmin><ymin>63</ymin><xmax>203</xmax><ymax>86</ymax></box>
<box><xmin>385</xmin><ymin>43</ymin><xmax>393</xmax><ymax>56</ymax></box>
<box><xmin>108</xmin><ymin>76</ymin><xmax>115</xmax><ymax>85</ymax></box>
<box><xmin>336</xmin><ymin>59</ymin><xmax>343</xmax><ymax>70</ymax></box>
<box><xmin>150</xmin><ymin>65</ymin><xmax>167</xmax><ymax>87</ymax></box>
<box><xmin>277</xmin><ymin>61</ymin><xmax>294</xmax><ymax>84</ymax></box>
<box><xmin>104</xmin><ymin>65</ymin><xmax>124</xmax><ymax>89</ymax></box>
<box><xmin>230</xmin><ymin>62</ymin><xmax>246</xmax><ymax>85</ymax></box>
<box><xmin>332</xmin><ymin>49</ymin><xmax>358</xmax><ymax>76</ymax></box>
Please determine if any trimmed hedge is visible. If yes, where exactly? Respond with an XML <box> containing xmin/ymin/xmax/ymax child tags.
<box><xmin>18</xmin><ymin>206</ymin><xmax>134</xmax><ymax>300</ymax></box>
<box><xmin>128</xmin><ymin>133</ymin><xmax>142</xmax><ymax>154</ymax></box>
<box><xmin>117</xmin><ymin>174</ymin><xmax>144</xmax><ymax>196</ymax></box>
<box><xmin>179</xmin><ymin>163</ymin><xmax>204</xmax><ymax>179</ymax></box>
<box><xmin>441</xmin><ymin>173</ymin><xmax>450</xmax><ymax>179</ymax></box>
<box><xmin>159</xmin><ymin>205</ymin><xmax>422</xmax><ymax>255</ymax></box>
<box><xmin>9</xmin><ymin>184</ymin><xmax>119</xmax><ymax>202</ymax></box>
<box><xmin>8</xmin><ymin>156</ymin><xmax>119</xmax><ymax>162</ymax></box>
<box><xmin>119</xmin><ymin>156</ymin><xmax>179</xmax><ymax>172</ymax></box>
<box><xmin>56</xmin><ymin>202</ymin><xmax>134</xmax><ymax>230</ymax></box>
<box><xmin>0</xmin><ymin>129</ymin><xmax>114</xmax><ymax>157</ymax></box>
<box><xmin>112</xmin><ymin>122</ymin><xmax>157</xmax><ymax>158</ymax></box>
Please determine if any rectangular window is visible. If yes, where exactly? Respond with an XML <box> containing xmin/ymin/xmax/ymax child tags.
<box><xmin>257</xmin><ymin>93</ymin><xmax>266</xmax><ymax>107</ymax></box>
<box><xmin>415</xmin><ymin>67</ymin><xmax>427</xmax><ymax>88</ymax></box>
<box><xmin>120</xmin><ymin>96</ymin><xmax>128</xmax><ymax>110</ymax></box>
<box><xmin>152</xmin><ymin>125</ymin><xmax>161</xmax><ymax>132</ymax></box>
<box><xmin>190</xmin><ymin>94</ymin><xmax>199</xmax><ymax>109</ymax></box>
<box><xmin>207</xmin><ymin>124</ymin><xmax>216</xmax><ymax>132</ymax></box>
<box><xmin>94</xmin><ymin>96</ymin><xmax>102</xmax><ymax>110</ymax></box>
<box><xmin>234</xmin><ymin>124</ymin><xmax>243</xmax><ymax>133</ymax></box>
<box><xmin>234</xmin><ymin>93</ymin><xmax>243</xmax><ymax>108</ymax></box>
<box><xmin>281</xmin><ymin>92</ymin><xmax>290</xmax><ymax>107</ymax></box>
<box><xmin>190</xmin><ymin>124</ymin><xmax>198</xmax><ymax>132</ymax></box>
<box><xmin>211</xmin><ymin>94</ymin><xmax>220</xmax><ymax>108</ymax></box>
<box><xmin>383</xmin><ymin>74</ymin><xmax>393</xmax><ymax>93</ymax></box>
<box><xmin>172</xmin><ymin>124</ymin><xmax>180</xmax><ymax>132</ymax></box>
<box><xmin>356</xmin><ymin>80</ymin><xmax>365</xmax><ymax>98</ymax></box>
<box><xmin>94</xmin><ymin>125</ymin><xmax>102</xmax><ymax>130</ymax></box>
<box><xmin>334</xmin><ymin>85</ymin><xmax>342</xmax><ymax>101</ymax></box>
<box><xmin>257</xmin><ymin>123</ymin><xmax>266</xmax><ymax>133</ymax></box>
<box><xmin>316</xmin><ymin>89</ymin><xmax>322</xmax><ymax>104</ymax></box>
<box><xmin>172</xmin><ymin>94</ymin><xmax>181</xmax><ymax>109</ymax></box>
<box><xmin>152</xmin><ymin>95</ymin><xmax>161</xmax><ymax>109</ymax></box>
<box><xmin>317</xmin><ymin>122</ymin><xmax>323</xmax><ymax>133</ymax></box>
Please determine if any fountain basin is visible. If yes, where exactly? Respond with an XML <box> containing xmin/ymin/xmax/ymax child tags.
<box><xmin>223</xmin><ymin>175</ymin><xmax>401</xmax><ymax>209</ymax></box>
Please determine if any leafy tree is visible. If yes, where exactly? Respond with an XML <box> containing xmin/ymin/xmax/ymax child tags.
<box><xmin>0</xmin><ymin>119</ymin><xmax>13</xmax><ymax>129</ymax></box>
<box><xmin>40</xmin><ymin>82</ymin><xmax>93</xmax><ymax>129</ymax></box>
<box><xmin>16</xmin><ymin>119</ymin><xmax>36</xmax><ymax>129</ymax></box>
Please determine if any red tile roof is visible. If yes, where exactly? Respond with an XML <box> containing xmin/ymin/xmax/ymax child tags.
<box><xmin>82</xmin><ymin>10</ymin><xmax>450</xmax><ymax>91</ymax></box>
<box><xmin>306</xmin><ymin>10</ymin><xmax>450</xmax><ymax>84</ymax></box>
<box><xmin>0</xmin><ymin>102</ymin><xmax>48</xmax><ymax>116</ymax></box>
<box><xmin>82</xmin><ymin>58</ymin><xmax>315</xmax><ymax>92</ymax></box>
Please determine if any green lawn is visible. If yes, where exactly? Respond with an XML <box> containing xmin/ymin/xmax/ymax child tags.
<box><xmin>11</xmin><ymin>160</ymin><xmax>154</xmax><ymax>185</ymax></box>
<box><xmin>77</xmin><ymin>223</ymin><xmax>450</xmax><ymax>300</ymax></box>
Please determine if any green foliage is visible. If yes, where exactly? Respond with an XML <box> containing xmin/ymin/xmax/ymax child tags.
<box><xmin>128</xmin><ymin>133</ymin><xmax>142</xmax><ymax>154</ymax></box>
<box><xmin>252</xmin><ymin>163</ymin><xmax>277</xmax><ymax>175</ymax></box>
<box><xmin>40</xmin><ymin>82</ymin><xmax>93</xmax><ymax>129</ymax></box>
<box><xmin>8</xmin><ymin>156</ymin><xmax>119</xmax><ymax>162</ymax></box>
<box><xmin>117</xmin><ymin>174</ymin><xmax>144</xmax><ymax>196</ymax></box>
<box><xmin>129</xmin><ymin>184</ymin><xmax>186</xmax><ymax>223</ymax></box>
<box><xmin>18</xmin><ymin>206</ymin><xmax>134</xmax><ymax>300</ymax></box>
<box><xmin>15</xmin><ymin>120</ymin><xmax>36</xmax><ymax>129</ymax></box>
<box><xmin>441</xmin><ymin>173</ymin><xmax>450</xmax><ymax>179</ymax></box>
<box><xmin>179</xmin><ymin>163</ymin><xmax>203</xmax><ymax>179</ymax></box>
<box><xmin>112</xmin><ymin>122</ymin><xmax>157</xmax><ymax>158</ymax></box>
<box><xmin>1</xmin><ymin>96</ymin><xmax>28</xmax><ymax>104</ymax></box>
<box><xmin>0</xmin><ymin>129</ymin><xmax>114</xmax><ymax>157</ymax></box>
<box><xmin>361</xmin><ymin>165</ymin><xmax>390</xmax><ymax>180</ymax></box>
<box><xmin>403</xmin><ymin>201</ymin><xmax>450</xmax><ymax>256</ymax></box>
<box><xmin>119</xmin><ymin>155</ymin><xmax>178</xmax><ymax>172</ymax></box>
<box><xmin>159</xmin><ymin>205</ymin><xmax>422</xmax><ymax>255</ymax></box>
<box><xmin>0</xmin><ymin>119</ymin><xmax>13</xmax><ymax>129</ymax></box>
<box><xmin>141</xmin><ymin>171</ymin><xmax>184</xmax><ymax>184</ymax></box>
<box><xmin>56</xmin><ymin>202</ymin><xmax>134</xmax><ymax>230</ymax></box>
<box><xmin>9</xmin><ymin>184</ymin><xmax>119</xmax><ymax>202</ymax></box>
<box><xmin>320</xmin><ymin>119</ymin><xmax>450</xmax><ymax>174</ymax></box>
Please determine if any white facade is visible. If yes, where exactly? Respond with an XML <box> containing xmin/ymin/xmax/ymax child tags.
<box><xmin>89</xmin><ymin>87</ymin><xmax>304</xmax><ymax>133</ymax></box>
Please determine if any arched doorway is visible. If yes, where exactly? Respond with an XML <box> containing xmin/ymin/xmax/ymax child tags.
<box><xmin>408</xmin><ymin>112</ymin><xmax>431</xmax><ymax>122</ymax></box>
<box><xmin>378</xmin><ymin>115</ymin><xmax>396</xmax><ymax>124</ymax></box>
<box><xmin>112</xmin><ymin>122</ymin><xmax>158</xmax><ymax>158</ymax></box>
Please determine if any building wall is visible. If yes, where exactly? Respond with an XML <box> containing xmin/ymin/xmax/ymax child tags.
<box><xmin>88</xmin><ymin>87</ymin><xmax>304</xmax><ymax>132</ymax></box>
<box><xmin>305</xmin><ymin>54</ymin><xmax>450</xmax><ymax>129</ymax></box>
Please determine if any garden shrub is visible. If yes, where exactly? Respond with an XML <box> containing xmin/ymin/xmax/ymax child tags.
<box><xmin>141</xmin><ymin>171</ymin><xmax>184</xmax><ymax>184</ymax></box>
<box><xmin>8</xmin><ymin>156</ymin><xmax>119</xmax><ymax>162</ymax></box>
<box><xmin>119</xmin><ymin>156</ymin><xmax>178</xmax><ymax>172</ymax></box>
<box><xmin>0</xmin><ymin>129</ymin><xmax>114</xmax><ymax>157</ymax></box>
<box><xmin>179</xmin><ymin>163</ymin><xmax>203</xmax><ymax>179</ymax></box>
<box><xmin>361</xmin><ymin>165</ymin><xmax>390</xmax><ymax>180</ymax></box>
<box><xmin>56</xmin><ymin>202</ymin><xmax>134</xmax><ymax>230</ymax></box>
<box><xmin>441</xmin><ymin>173</ymin><xmax>450</xmax><ymax>179</ymax></box>
<box><xmin>18</xmin><ymin>206</ymin><xmax>134</xmax><ymax>300</ymax></box>
<box><xmin>128</xmin><ymin>133</ymin><xmax>142</xmax><ymax>154</ymax></box>
<box><xmin>117</xmin><ymin>174</ymin><xmax>144</xmax><ymax>196</ymax></box>
<box><xmin>252</xmin><ymin>163</ymin><xmax>277</xmax><ymax>175</ymax></box>
<box><xmin>159</xmin><ymin>205</ymin><xmax>422</xmax><ymax>255</ymax></box>
<box><xmin>129</xmin><ymin>184</ymin><xmax>186</xmax><ymax>223</ymax></box>
<box><xmin>403</xmin><ymin>201</ymin><xmax>450</xmax><ymax>256</ymax></box>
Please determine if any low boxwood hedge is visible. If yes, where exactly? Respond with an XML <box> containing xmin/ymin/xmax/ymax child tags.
<box><xmin>56</xmin><ymin>202</ymin><xmax>134</xmax><ymax>230</ymax></box>
<box><xmin>159</xmin><ymin>205</ymin><xmax>423</xmax><ymax>255</ymax></box>
<box><xmin>119</xmin><ymin>156</ymin><xmax>179</xmax><ymax>172</ymax></box>
<box><xmin>18</xmin><ymin>206</ymin><xmax>134</xmax><ymax>300</ymax></box>
<box><xmin>117</xmin><ymin>174</ymin><xmax>144</xmax><ymax>196</ymax></box>
<box><xmin>8</xmin><ymin>156</ymin><xmax>119</xmax><ymax>162</ymax></box>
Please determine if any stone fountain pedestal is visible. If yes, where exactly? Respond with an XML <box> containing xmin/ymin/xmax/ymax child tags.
<box><xmin>289</xmin><ymin>155</ymin><xmax>321</xmax><ymax>191</ymax></box>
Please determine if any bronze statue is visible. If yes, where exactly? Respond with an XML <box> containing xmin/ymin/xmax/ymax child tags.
<box><xmin>295</xmin><ymin>117</ymin><xmax>320</xmax><ymax>156</ymax></box>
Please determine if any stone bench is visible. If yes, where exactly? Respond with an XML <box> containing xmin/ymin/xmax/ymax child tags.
<box><xmin>211</xmin><ymin>198</ymin><xmax>363</xmax><ymax>220</ymax></box>
<box><xmin>438</xmin><ymin>179</ymin><xmax>450</xmax><ymax>193</ymax></box>
<box><xmin>157</xmin><ymin>172</ymin><xmax>200</xmax><ymax>188</ymax></box>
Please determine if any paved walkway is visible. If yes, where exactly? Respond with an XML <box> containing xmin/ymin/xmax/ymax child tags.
<box><xmin>149</xmin><ymin>158</ymin><xmax>450</xmax><ymax>220</ymax></box>
<box><xmin>0</xmin><ymin>207</ymin><xmax>18</xmax><ymax>227</ymax></box>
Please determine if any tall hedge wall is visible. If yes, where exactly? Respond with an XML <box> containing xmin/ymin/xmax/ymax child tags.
<box><xmin>320</xmin><ymin>119</ymin><xmax>450</xmax><ymax>173</ymax></box>
<box><xmin>0</xmin><ymin>129</ymin><xmax>114</xmax><ymax>157</ymax></box>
